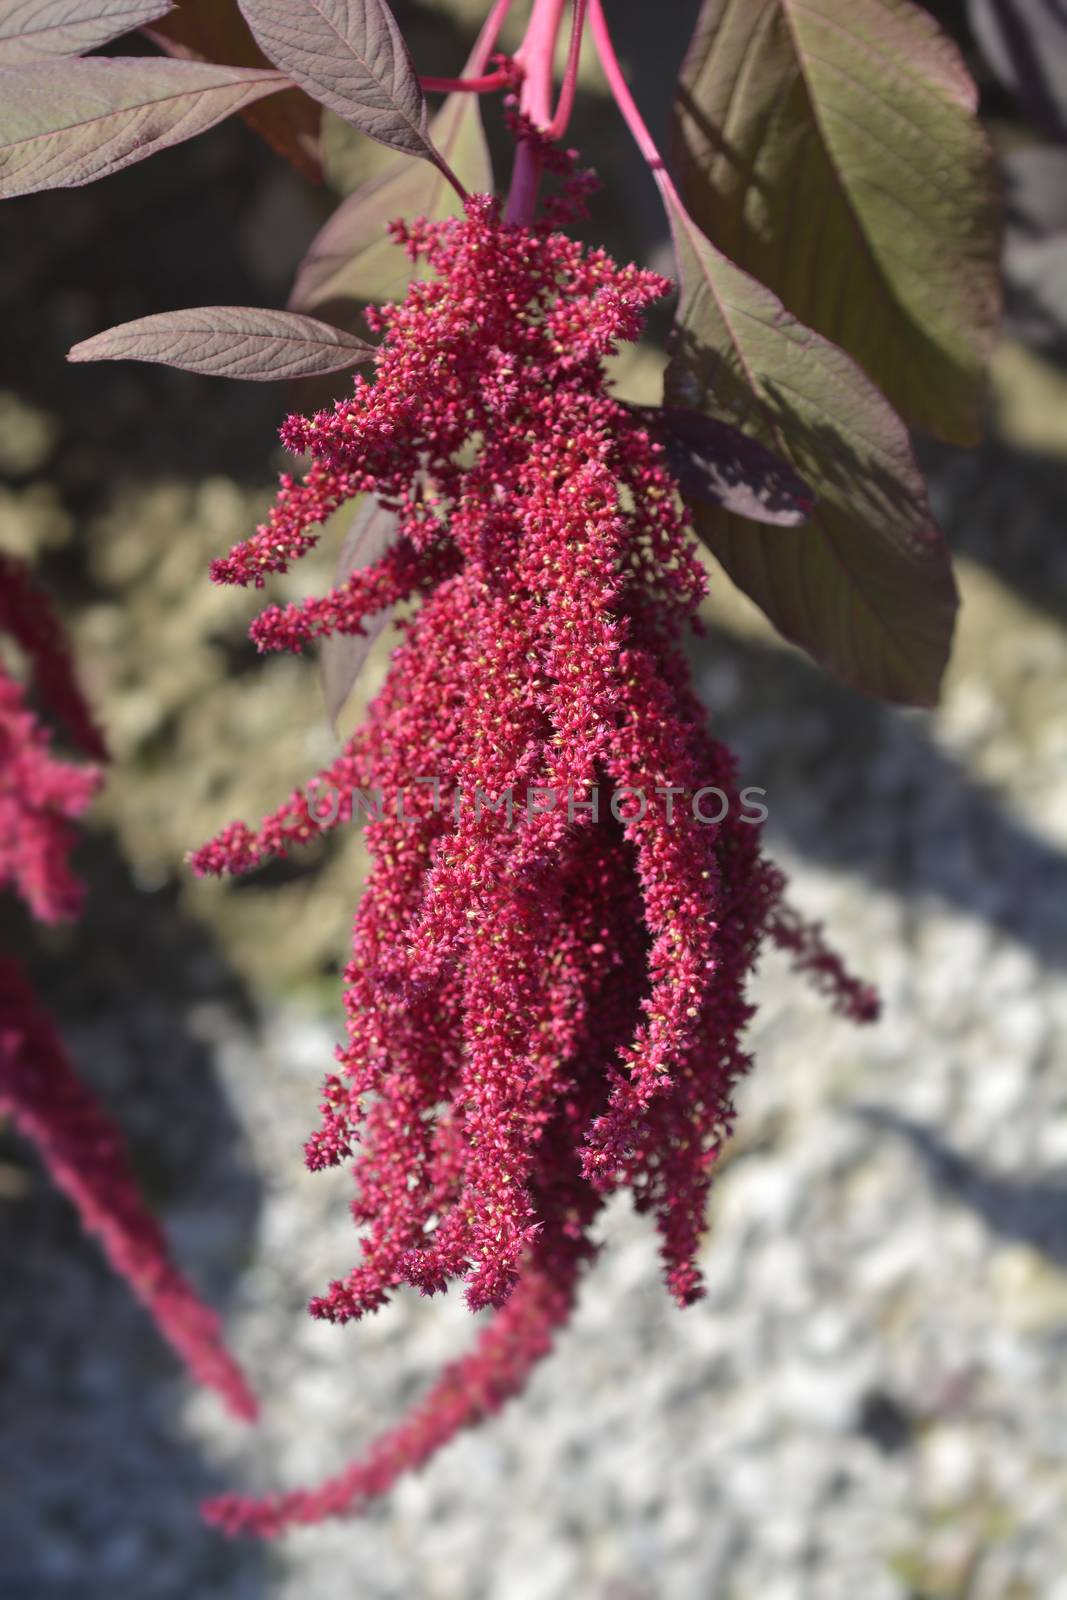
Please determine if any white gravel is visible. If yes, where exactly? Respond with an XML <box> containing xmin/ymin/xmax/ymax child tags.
<box><xmin>4</xmin><ymin>452</ymin><xmax>1067</xmax><ymax>1600</ymax></box>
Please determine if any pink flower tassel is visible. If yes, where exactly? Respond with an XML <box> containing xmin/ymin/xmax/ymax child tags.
<box><xmin>0</xmin><ymin>957</ymin><xmax>258</xmax><ymax>1422</ymax></box>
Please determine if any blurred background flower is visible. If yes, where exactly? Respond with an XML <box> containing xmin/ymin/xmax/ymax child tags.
<box><xmin>2</xmin><ymin>2</ymin><xmax>1067</xmax><ymax>1596</ymax></box>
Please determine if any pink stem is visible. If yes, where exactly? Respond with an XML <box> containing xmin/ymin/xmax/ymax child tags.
<box><xmin>505</xmin><ymin>0</ymin><xmax>569</xmax><ymax>226</ymax></box>
<box><xmin>546</xmin><ymin>0</ymin><xmax>587</xmax><ymax>139</ymax></box>
<box><xmin>515</xmin><ymin>0</ymin><xmax>568</xmax><ymax>124</ymax></box>
<box><xmin>432</xmin><ymin>0</ymin><xmax>515</xmax><ymax>200</ymax></box>
<box><xmin>504</xmin><ymin>136</ymin><xmax>542</xmax><ymax>227</ymax></box>
<box><xmin>468</xmin><ymin>0</ymin><xmax>517</xmax><ymax>76</ymax></box>
<box><xmin>588</xmin><ymin>0</ymin><xmax>677</xmax><ymax>209</ymax></box>
<box><xmin>421</xmin><ymin>70</ymin><xmax>513</xmax><ymax>94</ymax></box>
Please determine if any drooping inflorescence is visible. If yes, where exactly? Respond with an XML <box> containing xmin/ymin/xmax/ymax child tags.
<box><xmin>0</xmin><ymin>554</ymin><xmax>107</xmax><ymax>765</ymax></box>
<box><xmin>0</xmin><ymin>666</ymin><xmax>100</xmax><ymax>924</ymax></box>
<box><xmin>194</xmin><ymin>194</ymin><xmax>876</xmax><ymax>1534</ymax></box>
<box><xmin>0</xmin><ymin>956</ymin><xmax>258</xmax><ymax>1421</ymax></box>
<box><xmin>0</xmin><ymin>557</ymin><xmax>256</xmax><ymax>1423</ymax></box>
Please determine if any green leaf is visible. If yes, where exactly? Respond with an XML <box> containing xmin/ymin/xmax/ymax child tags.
<box><xmin>289</xmin><ymin>85</ymin><xmax>492</xmax><ymax>324</ymax></box>
<box><xmin>672</xmin><ymin>0</ymin><xmax>1000</xmax><ymax>445</ymax></box>
<box><xmin>666</xmin><ymin>197</ymin><xmax>957</xmax><ymax>706</ymax></box>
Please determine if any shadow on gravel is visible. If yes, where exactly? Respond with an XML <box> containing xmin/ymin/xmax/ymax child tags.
<box><xmin>921</xmin><ymin>434</ymin><xmax>1067</xmax><ymax>637</ymax></box>
<box><xmin>691</xmin><ymin>626</ymin><xmax>1067</xmax><ymax>974</ymax></box>
<box><xmin>0</xmin><ymin>832</ymin><xmax>268</xmax><ymax>1600</ymax></box>
<box><xmin>855</xmin><ymin>1106</ymin><xmax>1067</xmax><ymax>1269</ymax></box>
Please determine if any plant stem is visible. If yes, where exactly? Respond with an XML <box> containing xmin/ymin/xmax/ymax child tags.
<box><xmin>515</xmin><ymin>0</ymin><xmax>568</xmax><ymax>126</ymax></box>
<box><xmin>588</xmin><ymin>0</ymin><xmax>676</xmax><ymax>210</ymax></box>
<box><xmin>421</xmin><ymin>70</ymin><xmax>514</xmax><ymax>95</ymax></box>
<box><xmin>546</xmin><ymin>0</ymin><xmax>587</xmax><ymax>139</ymax></box>
<box><xmin>431</xmin><ymin>0</ymin><xmax>516</xmax><ymax>202</ymax></box>
<box><xmin>501</xmin><ymin>0</ymin><xmax>588</xmax><ymax>224</ymax></box>
<box><xmin>471</xmin><ymin>0</ymin><xmax>516</xmax><ymax>74</ymax></box>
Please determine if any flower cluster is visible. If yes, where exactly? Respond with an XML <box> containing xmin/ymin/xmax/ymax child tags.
<box><xmin>0</xmin><ymin>666</ymin><xmax>99</xmax><ymax>923</ymax></box>
<box><xmin>0</xmin><ymin>554</ymin><xmax>107</xmax><ymax>764</ymax></box>
<box><xmin>0</xmin><ymin>555</ymin><xmax>105</xmax><ymax>923</ymax></box>
<box><xmin>0</xmin><ymin>557</ymin><xmax>255</xmax><ymax>1421</ymax></box>
<box><xmin>195</xmin><ymin>196</ymin><xmax>876</xmax><ymax>1533</ymax></box>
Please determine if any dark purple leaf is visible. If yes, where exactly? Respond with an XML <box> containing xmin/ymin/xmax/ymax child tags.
<box><xmin>237</xmin><ymin>0</ymin><xmax>436</xmax><ymax>164</ymax></box>
<box><xmin>0</xmin><ymin>57</ymin><xmax>286</xmax><ymax>197</ymax></box>
<box><xmin>970</xmin><ymin>0</ymin><xmax>1067</xmax><ymax>139</ymax></box>
<box><xmin>320</xmin><ymin>496</ymin><xmax>399</xmax><ymax>728</ymax></box>
<box><xmin>0</xmin><ymin>0</ymin><xmax>174</xmax><ymax>64</ymax></box>
<box><xmin>650</xmin><ymin>405</ymin><xmax>813</xmax><ymax>527</ymax></box>
<box><xmin>67</xmin><ymin>306</ymin><xmax>375</xmax><ymax>379</ymax></box>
